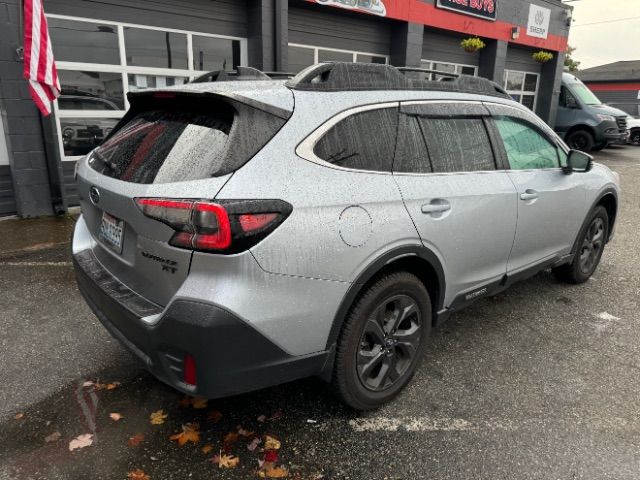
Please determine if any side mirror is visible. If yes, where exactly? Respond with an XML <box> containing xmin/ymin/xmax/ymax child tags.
<box><xmin>563</xmin><ymin>150</ymin><xmax>593</xmax><ymax>174</ymax></box>
<box><xmin>565</xmin><ymin>96</ymin><xmax>578</xmax><ymax>109</ymax></box>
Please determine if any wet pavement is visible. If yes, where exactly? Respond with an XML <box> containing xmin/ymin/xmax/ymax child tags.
<box><xmin>1</xmin><ymin>146</ymin><xmax>639</xmax><ymax>479</ymax></box>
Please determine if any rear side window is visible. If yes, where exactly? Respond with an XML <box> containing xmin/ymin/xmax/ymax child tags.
<box><xmin>92</xmin><ymin>108</ymin><xmax>232</xmax><ymax>184</ymax></box>
<box><xmin>313</xmin><ymin>107</ymin><xmax>398</xmax><ymax>172</ymax></box>
<box><xmin>495</xmin><ymin>117</ymin><xmax>559</xmax><ymax>170</ymax></box>
<box><xmin>395</xmin><ymin>116</ymin><xmax>495</xmax><ymax>173</ymax></box>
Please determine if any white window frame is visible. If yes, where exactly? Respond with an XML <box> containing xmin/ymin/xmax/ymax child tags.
<box><xmin>503</xmin><ymin>69</ymin><xmax>540</xmax><ymax>111</ymax></box>
<box><xmin>420</xmin><ymin>60</ymin><xmax>479</xmax><ymax>79</ymax></box>
<box><xmin>47</xmin><ymin>13</ymin><xmax>248</xmax><ymax>161</ymax></box>
<box><xmin>288</xmin><ymin>43</ymin><xmax>389</xmax><ymax>68</ymax></box>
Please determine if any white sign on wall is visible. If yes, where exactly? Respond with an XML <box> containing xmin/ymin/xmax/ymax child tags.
<box><xmin>527</xmin><ymin>4</ymin><xmax>551</xmax><ymax>39</ymax></box>
<box><xmin>0</xmin><ymin>116</ymin><xmax>9</xmax><ymax>166</ymax></box>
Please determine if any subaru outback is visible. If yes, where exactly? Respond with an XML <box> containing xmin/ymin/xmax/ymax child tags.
<box><xmin>72</xmin><ymin>63</ymin><xmax>620</xmax><ymax>410</ymax></box>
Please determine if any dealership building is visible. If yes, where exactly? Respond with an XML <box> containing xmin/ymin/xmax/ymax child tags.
<box><xmin>0</xmin><ymin>0</ymin><xmax>571</xmax><ymax>217</ymax></box>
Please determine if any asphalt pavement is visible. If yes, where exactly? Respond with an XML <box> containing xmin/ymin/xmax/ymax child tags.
<box><xmin>0</xmin><ymin>145</ymin><xmax>639</xmax><ymax>479</ymax></box>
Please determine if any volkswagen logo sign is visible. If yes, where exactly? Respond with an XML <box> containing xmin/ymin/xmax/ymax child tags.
<box><xmin>89</xmin><ymin>186</ymin><xmax>100</xmax><ymax>205</ymax></box>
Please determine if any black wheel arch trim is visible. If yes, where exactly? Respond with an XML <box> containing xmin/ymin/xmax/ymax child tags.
<box><xmin>571</xmin><ymin>188</ymin><xmax>618</xmax><ymax>257</ymax></box>
<box><xmin>324</xmin><ymin>245</ymin><xmax>446</xmax><ymax>353</ymax></box>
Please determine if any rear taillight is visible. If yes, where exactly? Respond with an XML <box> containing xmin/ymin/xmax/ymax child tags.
<box><xmin>135</xmin><ymin>198</ymin><xmax>291</xmax><ymax>254</ymax></box>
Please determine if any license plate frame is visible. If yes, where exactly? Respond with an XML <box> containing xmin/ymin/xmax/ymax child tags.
<box><xmin>99</xmin><ymin>211</ymin><xmax>124</xmax><ymax>254</ymax></box>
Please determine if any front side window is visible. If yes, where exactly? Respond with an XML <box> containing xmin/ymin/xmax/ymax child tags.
<box><xmin>495</xmin><ymin>117</ymin><xmax>559</xmax><ymax>170</ymax></box>
<box><xmin>314</xmin><ymin>108</ymin><xmax>398</xmax><ymax>172</ymax></box>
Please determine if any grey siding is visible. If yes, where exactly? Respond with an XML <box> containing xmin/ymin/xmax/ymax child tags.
<box><xmin>505</xmin><ymin>45</ymin><xmax>542</xmax><ymax>74</ymax></box>
<box><xmin>288</xmin><ymin>2</ymin><xmax>392</xmax><ymax>55</ymax></box>
<box><xmin>422</xmin><ymin>29</ymin><xmax>479</xmax><ymax>66</ymax></box>
<box><xmin>593</xmin><ymin>90</ymin><xmax>640</xmax><ymax>116</ymax></box>
<box><xmin>47</xmin><ymin>0</ymin><xmax>248</xmax><ymax>38</ymax></box>
<box><xmin>0</xmin><ymin>165</ymin><xmax>16</xmax><ymax>215</ymax></box>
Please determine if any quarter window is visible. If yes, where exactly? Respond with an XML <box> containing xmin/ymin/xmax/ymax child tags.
<box><xmin>314</xmin><ymin>108</ymin><xmax>398</xmax><ymax>172</ymax></box>
<box><xmin>495</xmin><ymin>117</ymin><xmax>559</xmax><ymax>170</ymax></box>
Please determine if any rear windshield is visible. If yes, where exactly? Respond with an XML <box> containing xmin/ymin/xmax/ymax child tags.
<box><xmin>90</xmin><ymin>105</ymin><xmax>233</xmax><ymax>184</ymax></box>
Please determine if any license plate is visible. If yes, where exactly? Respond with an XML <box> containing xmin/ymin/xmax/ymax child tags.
<box><xmin>100</xmin><ymin>212</ymin><xmax>124</xmax><ymax>253</ymax></box>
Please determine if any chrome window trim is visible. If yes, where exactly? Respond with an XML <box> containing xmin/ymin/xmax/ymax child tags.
<box><xmin>295</xmin><ymin>102</ymin><xmax>399</xmax><ymax>175</ymax></box>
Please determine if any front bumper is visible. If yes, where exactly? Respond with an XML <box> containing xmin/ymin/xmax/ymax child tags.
<box><xmin>73</xmin><ymin>248</ymin><xmax>329</xmax><ymax>398</ymax></box>
<box><xmin>603</xmin><ymin>129</ymin><xmax>629</xmax><ymax>144</ymax></box>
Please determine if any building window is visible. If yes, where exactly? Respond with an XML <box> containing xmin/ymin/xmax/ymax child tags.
<box><xmin>287</xmin><ymin>43</ymin><xmax>388</xmax><ymax>73</ymax></box>
<box><xmin>48</xmin><ymin>14</ymin><xmax>248</xmax><ymax>161</ymax></box>
<box><xmin>503</xmin><ymin>70</ymin><xmax>539</xmax><ymax>110</ymax></box>
<box><xmin>420</xmin><ymin>60</ymin><xmax>478</xmax><ymax>80</ymax></box>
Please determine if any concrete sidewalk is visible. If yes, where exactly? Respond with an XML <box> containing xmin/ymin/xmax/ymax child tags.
<box><xmin>0</xmin><ymin>215</ymin><xmax>77</xmax><ymax>257</ymax></box>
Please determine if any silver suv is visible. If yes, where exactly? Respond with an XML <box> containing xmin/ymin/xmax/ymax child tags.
<box><xmin>72</xmin><ymin>63</ymin><xmax>620</xmax><ymax>410</ymax></box>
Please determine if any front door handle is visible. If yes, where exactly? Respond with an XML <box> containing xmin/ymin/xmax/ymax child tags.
<box><xmin>519</xmin><ymin>189</ymin><xmax>539</xmax><ymax>201</ymax></box>
<box><xmin>421</xmin><ymin>201</ymin><xmax>451</xmax><ymax>214</ymax></box>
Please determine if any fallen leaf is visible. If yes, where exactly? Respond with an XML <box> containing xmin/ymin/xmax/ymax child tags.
<box><xmin>306</xmin><ymin>419</ymin><xmax>317</xmax><ymax>424</ymax></box>
<box><xmin>105</xmin><ymin>382</ymin><xmax>121</xmax><ymax>390</ymax></box>
<box><xmin>127</xmin><ymin>469</ymin><xmax>150</xmax><ymax>480</ymax></box>
<box><xmin>201</xmin><ymin>444</ymin><xmax>214</xmax><ymax>455</ymax></box>
<box><xmin>150</xmin><ymin>410</ymin><xmax>168</xmax><ymax>425</ymax></box>
<box><xmin>237</xmin><ymin>426</ymin><xmax>255</xmax><ymax>437</ymax></box>
<box><xmin>207</xmin><ymin>410</ymin><xmax>223</xmax><ymax>423</ymax></box>
<box><xmin>44</xmin><ymin>431</ymin><xmax>61</xmax><ymax>443</ymax></box>
<box><xmin>109</xmin><ymin>413</ymin><xmax>123</xmax><ymax>421</ymax></box>
<box><xmin>218</xmin><ymin>454</ymin><xmax>240</xmax><ymax>469</ymax></box>
<box><xmin>82</xmin><ymin>381</ymin><xmax>94</xmax><ymax>388</ymax></box>
<box><xmin>128</xmin><ymin>434</ymin><xmax>145</xmax><ymax>447</ymax></box>
<box><xmin>258</xmin><ymin>464</ymin><xmax>288</xmax><ymax>478</ymax></box>
<box><xmin>223</xmin><ymin>432</ymin><xmax>239</xmax><ymax>446</ymax></box>
<box><xmin>169</xmin><ymin>423</ymin><xmax>200</xmax><ymax>446</ymax></box>
<box><xmin>69</xmin><ymin>433</ymin><xmax>93</xmax><ymax>451</ymax></box>
<box><xmin>247</xmin><ymin>437</ymin><xmax>262</xmax><ymax>452</ymax></box>
<box><xmin>191</xmin><ymin>397</ymin><xmax>208</xmax><ymax>409</ymax></box>
<box><xmin>178</xmin><ymin>396</ymin><xmax>192</xmax><ymax>408</ymax></box>
<box><xmin>257</xmin><ymin>415</ymin><xmax>267</xmax><ymax>423</ymax></box>
<box><xmin>264</xmin><ymin>449</ymin><xmax>279</xmax><ymax>463</ymax></box>
<box><xmin>264</xmin><ymin>435</ymin><xmax>281</xmax><ymax>451</ymax></box>
<box><xmin>13</xmin><ymin>413</ymin><xmax>24</xmax><ymax>420</ymax></box>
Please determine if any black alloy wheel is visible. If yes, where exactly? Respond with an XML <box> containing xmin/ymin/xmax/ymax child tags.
<box><xmin>357</xmin><ymin>294</ymin><xmax>422</xmax><ymax>392</ymax></box>
<box><xmin>579</xmin><ymin>217</ymin><xmax>606</xmax><ymax>275</ymax></box>
<box><xmin>332</xmin><ymin>271</ymin><xmax>431</xmax><ymax>410</ymax></box>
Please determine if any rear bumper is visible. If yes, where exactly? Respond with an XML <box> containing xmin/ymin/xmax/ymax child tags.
<box><xmin>73</xmin><ymin>248</ymin><xmax>329</xmax><ymax>398</ymax></box>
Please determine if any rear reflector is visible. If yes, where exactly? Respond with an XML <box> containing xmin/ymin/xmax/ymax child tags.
<box><xmin>183</xmin><ymin>354</ymin><xmax>197</xmax><ymax>386</ymax></box>
<box><xmin>135</xmin><ymin>197</ymin><xmax>292</xmax><ymax>254</ymax></box>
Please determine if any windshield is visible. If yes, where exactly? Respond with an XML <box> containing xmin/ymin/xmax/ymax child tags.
<box><xmin>569</xmin><ymin>82</ymin><xmax>602</xmax><ymax>106</ymax></box>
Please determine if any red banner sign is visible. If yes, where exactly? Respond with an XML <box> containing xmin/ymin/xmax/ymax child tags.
<box><xmin>306</xmin><ymin>0</ymin><xmax>568</xmax><ymax>52</ymax></box>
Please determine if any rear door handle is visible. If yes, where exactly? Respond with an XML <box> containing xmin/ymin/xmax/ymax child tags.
<box><xmin>421</xmin><ymin>201</ymin><xmax>451</xmax><ymax>214</ymax></box>
<box><xmin>519</xmin><ymin>190</ymin><xmax>539</xmax><ymax>201</ymax></box>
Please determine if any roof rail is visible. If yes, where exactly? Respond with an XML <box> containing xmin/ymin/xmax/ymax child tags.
<box><xmin>286</xmin><ymin>62</ymin><xmax>510</xmax><ymax>98</ymax></box>
<box><xmin>191</xmin><ymin>66</ymin><xmax>296</xmax><ymax>83</ymax></box>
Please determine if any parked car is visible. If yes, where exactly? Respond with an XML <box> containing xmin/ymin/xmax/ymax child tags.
<box><xmin>555</xmin><ymin>72</ymin><xmax>629</xmax><ymax>152</ymax></box>
<box><xmin>72</xmin><ymin>63</ymin><xmax>620</xmax><ymax>410</ymax></box>
<box><xmin>627</xmin><ymin>115</ymin><xmax>640</xmax><ymax>146</ymax></box>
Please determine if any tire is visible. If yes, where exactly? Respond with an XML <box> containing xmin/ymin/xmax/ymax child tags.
<box><xmin>332</xmin><ymin>271</ymin><xmax>431</xmax><ymax>410</ymax></box>
<box><xmin>592</xmin><ymin>141</ymin><xmax>607</xmax><ymax>152</ymax></box>
<box><xmin>553</xmin><ymin>206</ymin><xmax>609</xmax><ymax>284</ymax></box>
<box><xmin>566</xmin><ymin>130</ymin><xmax>595</xmax><ymax>152</ymax></box>
<box><xmin>630</xmin><ymin>130</ymin><xmax>640</xmax><ymax>146</ymax></box>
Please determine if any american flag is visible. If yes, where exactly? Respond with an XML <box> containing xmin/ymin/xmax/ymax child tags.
<box><xmin>23</xmin><ymin>0</ymin><xmax>60</xmax><ymax>116</ymax></box>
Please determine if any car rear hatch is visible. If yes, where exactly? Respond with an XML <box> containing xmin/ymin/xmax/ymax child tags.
<box><xmin>75</xmin><ymin>86</ymin><xmax>293</xmax><ymax>307</ymax></box>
